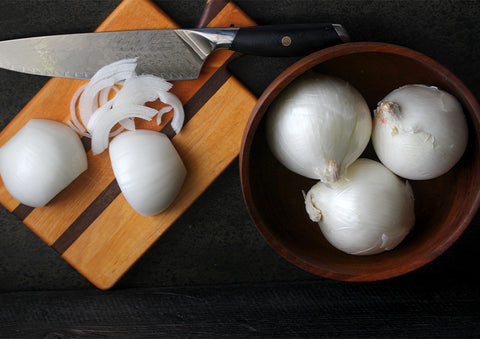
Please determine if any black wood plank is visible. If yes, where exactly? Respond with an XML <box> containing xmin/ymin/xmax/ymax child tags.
<box><xmin>1</xmin><ymin>279</ymin><xmax>479</xmax><ymax>338</ymax></box>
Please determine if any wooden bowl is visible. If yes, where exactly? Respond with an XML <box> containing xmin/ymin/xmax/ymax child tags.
<box><xmin>239</xmin><ymin>42</ymin><xmax>480</xmax><ymax>281</ymax></box>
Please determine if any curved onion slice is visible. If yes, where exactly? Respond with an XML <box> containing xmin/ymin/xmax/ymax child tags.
<box><xmin>67</xmin><ymin>83</ymin><xmax>89</xmax><ymax>136</ymax></box>
<box><xmin>112</xmin><ymin>74</ymin><xmax>173</xmax><ymax>107</ymax></box>
<box><xmin>78</xmin><ymin>58</ymin><xmax>137</xmax><ymax>130</ymax></box>
<box><xmin>68</xmin><ymin>59</ymin><xmax>185</xmax><ymax>154</ymax></box>
<box><xmin>89</xmin><ymin>105</ymin><xmax>159</xmax><ymax>155</ymax></box>
<box><xmin>158</xmin><ymin>91</ymin><xmax>184</xmax><ymax>134</ymax></box>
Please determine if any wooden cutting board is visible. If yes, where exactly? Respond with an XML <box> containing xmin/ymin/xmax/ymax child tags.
<box><xmin>0</xmin><ymin>0</ymin><xmax>257</xmax><ymax>289</ymax></box>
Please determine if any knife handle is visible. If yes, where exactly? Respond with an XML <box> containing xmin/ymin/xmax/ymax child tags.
<box><xmin>229</xmin><ymin>23</ymin><xmax>349</xmax><ymax>56</ymax></box>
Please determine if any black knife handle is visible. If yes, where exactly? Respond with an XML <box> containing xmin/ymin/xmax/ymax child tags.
<box><xmin>229</xmin><ymin>23</ymin><xmax>349</xmax><ymax>57</ymax></box>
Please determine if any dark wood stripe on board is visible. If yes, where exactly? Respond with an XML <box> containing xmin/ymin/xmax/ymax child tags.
<box><xmin>196</xmin><ymin>0</ymin><xmax>230</xmax><ymax>29</ymax></box>
<box><xmin>162</xmin><ymin>53</ymin><xmax>238</xmax><ymax>139</ymax></box>
<box><xmin>12</xmin><ymin>204</ymin><xmax>35</xmax><ymax>221</ymax></box>
<box><xmin>51</xmin><ymin>53</ymin><xmax>237</xmax><ymax>255</ymax></box>
<box><xmin>51</xmin><ymin>180</ymin><xmax>121</xmax><ymax>254</ymax></box>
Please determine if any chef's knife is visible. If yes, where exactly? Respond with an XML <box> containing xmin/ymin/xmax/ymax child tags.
<box><xmin>0</xmin><ymin>24</ymin><xmax>349</xmax><ymax>80</ymax></box>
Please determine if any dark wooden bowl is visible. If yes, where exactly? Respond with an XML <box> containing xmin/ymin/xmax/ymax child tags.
<box><xmin>239</xmin><ymin>42</ymin><xmax>480</xmax><ymax>281</ymax></box>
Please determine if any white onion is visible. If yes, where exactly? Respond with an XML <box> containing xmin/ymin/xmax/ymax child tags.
<box><xmin>266</xmin><ymin>72</ymin><xmax>372</xmax><ymax>183</ymax></box>
<box><xmin>112</xmin><ymin>74</ymin><xmax>172</xmax><ymax>107</ymax></box>
<box><xmin>67</xmin><ymin>83</ymin><xmax>90</xmax><ymax>136</ymax></box>
<box><xmin>109</xmin><ymin>130</ymin><xmax>186</xmax><ymax>216</ymax></box>
<box><xmin>372</xmin><ymin>84</ymin><xmax>468</xmax><ymax>180</ymax></box>
<box><xmin>0</xmin><ymin>119</ymin><xmax>88</xmax><ymax>207</ymax></box>
<box><xmin>157</xmin><ymin>91</ymin><xmax>185</xmax><ymax>134</ymax></box>
<box><xmin>65</xmin><ymin>59</ymin><xmax>188</xmax><ymax>216</ymax></box>
<box><xmin>89</xmin><ymin>104</ymin><xmax>161</xmax><ymax>155</ymax></box>
<box><xmin>305</xmin><ymin>158</ymin><xmax>415</xmax><ymax>255</ymax></box>
<box><xmin>68</xmin><ymin>60</ymin><xmax>185</xmax><ymax>155</ymax></box>
<box><xmin>78</xmin><ymin>58</ymin><xmax>137</xmax><ymax>131</ymax></box>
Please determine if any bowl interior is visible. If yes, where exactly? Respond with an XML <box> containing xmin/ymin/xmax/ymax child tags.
<box><xmin>241</xmin><ymin>43</ymin><xmax>480</xmax><ymax>281</ymax></box>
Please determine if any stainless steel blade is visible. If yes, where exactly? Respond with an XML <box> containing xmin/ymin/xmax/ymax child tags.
<box><xmin>0</xmin><ymin>29</ymin><xmax>222</xmax><ymax>80</ymax></box>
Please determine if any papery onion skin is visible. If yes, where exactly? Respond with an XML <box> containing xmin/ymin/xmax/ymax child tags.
<box><xmin>109</xmin><ymin>130</ymin><xmax>186</xmax><ymax>216</ymax></box>
<box><xmin>372</xmin><ymin>84</ymin><xmax>468</xmax><ymax>180</ymax></box>
<box><xmin>305</xmin><ymin>158</ymin><xmax>415</xmax><ymax>255</ymax></box>
<box><xmin>266</xmin><ymin>72</ymin><xmax>372</xmax><ymax>182</ymax></box>
<box><xmin>0</xmin><ymin>119</ymin><xmax>88</xmax><ymax>207</ymax></box>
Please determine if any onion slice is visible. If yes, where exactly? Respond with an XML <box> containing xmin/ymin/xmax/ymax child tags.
<box><xmin>112</xmin><ymin>74</ymin><xmax>173</xmax><ymax>107</ymax></box>
<box><xmin>67</xmin><ymin>84</ymin><xmax>89</xmax><ymax>136</ymax></box>
<box><xmin>89</xmin><ymin>105</ymin><xmax>159</xmax><ymax>155</ymax></box>
<box><xmin>78</xmin><ymin>58</ymin><xmax>137</xmax><ymax>131</ymax></box>
<box><xmin>158</xmin><ymin>91</ymin><xmax>184</xmax><ymax>134</ymax></box>
<box><xmin>68</xmin><ymin>59</ymin><xmax>185</xmax><ymax>154</ymax></box>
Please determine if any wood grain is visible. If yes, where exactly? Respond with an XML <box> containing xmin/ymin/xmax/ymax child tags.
<box><xmin>240</xmin><ymin>42</ymin><xmax>480</xmax><ymax>281</ymax></box>
<box><xmin>1</xmin><ymin>280</ymin><xmax>478</xmax><ymax>338</ymax></box>
<box><xmin>0</xmin><ymin>0</ymin><xmax>257</xmax><ymax>289</ymax></box>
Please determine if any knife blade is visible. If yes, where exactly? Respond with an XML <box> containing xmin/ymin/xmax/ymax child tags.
<box><xmin>0</xmin><ymin>24</ymin><xmax>349</xmax><ymax>80</ymax></box>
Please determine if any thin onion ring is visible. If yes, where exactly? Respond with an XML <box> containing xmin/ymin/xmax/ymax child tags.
<box><xmin>68</xmin><ymin>59</ymin><xmax>185</xmax><ymax>154</ymax></box>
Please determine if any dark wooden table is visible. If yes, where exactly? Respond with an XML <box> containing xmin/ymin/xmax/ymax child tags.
<box><xmin>1</xmin><ymin>0</ymin><xmax>479</xmax><ymax>337</ymax></box>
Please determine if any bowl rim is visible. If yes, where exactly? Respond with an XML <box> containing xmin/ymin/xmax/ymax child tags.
<box><xmin>239</xmin><ymin>41</ymin><xmax>480</xmax><ymax>281</ymax></box>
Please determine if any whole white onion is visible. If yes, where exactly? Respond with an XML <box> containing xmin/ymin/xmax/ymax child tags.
<box><xmin>0</xmin><ymin>119</ymin><xmax>88</xmax><ymax>207</ymax></box>
<box><xmin>266</xmin><ymin>73</ymin><xmax>372</xmax><ymax>183</ymax></box>
<box><xmin>372</xmin><ymin>84</ymin><xmax>468</xmax><ymax>180</ymax></box>
<box><xmin>305</xmin><ymin>158</ymin><xmax>415</xmax><ymax>255</ymax></box>
<box><xmin>109</xmin><ymin>130</ymin><xmax>186</xmax><ymax>216</ymax></box>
